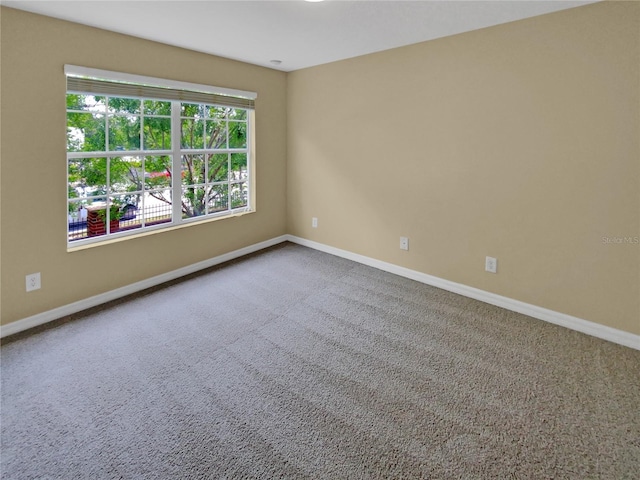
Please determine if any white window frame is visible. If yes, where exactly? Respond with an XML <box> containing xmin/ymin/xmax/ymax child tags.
<box><xmin>65</xmin><ymin>66</ymin><xmax>256</xmax><ymax>248</ymax></box>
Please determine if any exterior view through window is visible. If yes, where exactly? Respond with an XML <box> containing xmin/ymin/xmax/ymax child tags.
<box><xmin>67</xmin><ymin>73</ymin><xmax>253</xmax><ymax>245</ymax></box>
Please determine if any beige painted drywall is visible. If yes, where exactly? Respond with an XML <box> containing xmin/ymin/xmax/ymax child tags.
<box><xmin>287</xmin><ymin>1</ymin><xmax>640</xmax><ymax>335</ymax></box>
<box><xmin>0</xmin><ymin>7</ymin><xmax>287</xmax><ymax>325</ymax></box>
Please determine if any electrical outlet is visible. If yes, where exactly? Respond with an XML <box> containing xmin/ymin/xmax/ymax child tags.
<box><xmin>312</xmin><ymin>217</ymin><xmax>318</xmax><ymax>228</ymax></box>
<box><xmin>485</xmin><ymin>256</ymin><xmax>497</xmax><ymax>274</ymax></box>
<box><xmin>400</xmin><ymin>237</ymin><xmax>409</xmax><ymax>251</ymax></box>
<box><xmin>26</xmin><ymin>272</ymin><xmax>41</xmax><ymax>292</ymax></box>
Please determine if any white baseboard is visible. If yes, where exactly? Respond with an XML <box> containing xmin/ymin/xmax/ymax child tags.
<box><xmin>4</xmin><ymin>234</ymin><xmax>639</xmax><ymax>351</ymax></box>
<box><xmin>0</xmin><ymin>235</ymin><xmax>289</xmax><ymax>339</ymax></box>
<box><xmin>285</xmin><ymin>235</ymin><xmax>640</xmax><ymax>351</ymax></box>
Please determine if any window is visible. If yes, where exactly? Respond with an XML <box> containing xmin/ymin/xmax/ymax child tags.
<box><xmin>66</xmin><ymin>66</ymin><xmax>255</xmax><ymax>245</ymax></box>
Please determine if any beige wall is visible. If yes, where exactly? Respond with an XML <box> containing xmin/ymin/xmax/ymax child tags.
<box><xmin>0</xmin><ymin>7</ymin><xmax>287</xmax><ymax>325</ymax></box>
<box><xmin>287</xmin><ymin>2</ymin><xmax>640</xmax><ymax>334</ymax></box>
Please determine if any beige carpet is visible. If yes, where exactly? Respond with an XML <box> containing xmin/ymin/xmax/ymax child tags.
<box><xmin>2</xmin><ymin>242</ymin><xmax>639</xmax><ymax>479</ymax></box>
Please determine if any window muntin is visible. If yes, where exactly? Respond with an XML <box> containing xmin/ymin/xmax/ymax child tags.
<box><xmin>67</xmin><ymin>92</ymin><xmax>252</xmax><ymax>245</ymax></box>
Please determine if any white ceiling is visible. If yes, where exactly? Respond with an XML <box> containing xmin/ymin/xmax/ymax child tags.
<box><xmin>3</xmin><ymin>0</ymin><xmax>599</xmax><ymax>71</ymax></box>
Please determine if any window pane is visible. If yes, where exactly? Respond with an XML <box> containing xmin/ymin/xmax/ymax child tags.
<box><xmin>207</xmin><ymin>105</ymin><xmax>228</xmax><ymax>119</ymax></box>
<box><xmin>207</xmin><ymin>154</ymin><xmax>228</xmax><ymax>182</ymax></box>
<box><xmin>109</xmin><ymin>194</ymin><xmax>131</xmax><ymax>221</ymax></box>
<box><xmin>208</xmin><ymin>184</ymin><xmax>229</xmax><ymax>213</ymax></box>
<box><xmin>230</xmin><ymin>182</ymin><xmax>248</xmax><ymax>209</ymax></box>
<box><xmin>144</xmin><ymin>100</ymin><xmax>171</xmax><ymax>116</ymax></box>
<box><xmin>118</xmin><ymin>197</ymin><xmax>141</xmax><ymax>232</ymax></box>
<box><xmin>142</xmin><ymin>190</ymin><xmax>172</xmax><ymax>226</ymax></box>
<box><xmin>228</xmin><ymin>121</ymin><xmax>247</xmax><ymax>148</ymax></box>
<box><xmin>181</xmin><ymin>119</ymin><xmax>205</xmax><ymax>149</ymax></box>
<box><xmin>145</xmin><ymin>156</ymin><xmax>172</xmax><ymax>189</ymax></box>
<box><xmin>68</xmin><ymin>200</ymin><xmax>89</xmax><ymax>242</ymax></box>
<box><xmin>108</xmin><ymin>115</ymin><xmax>141</xmax><ymax>151</ymax></box>
<box><xmin>108</xmin><ymin>97</ymin><xmax>141</xmax><ymax>115</ymax></box>
<box><xmin>182</xmin><ymin>155</ymin><xmax>205</xmax><ymax>185</ymax></box>
<box><xmin>182</xmin><ymin>186</ymin><xmax>207</xmax><ymax>219</ymax></box>
<box><xmin>230</xmin><ymin>153</ymin><xmax>248</xmax><ymax>181</ymax></box>
<box><xmin>67</xmin><ymin>113</ymin><xmax>105</xmax><ymax>152</ymax></box>
<box><xmin>67</xmin><ymin>94</ymin><xmax>106</xmax><ymax>112</ymax></box>
<box><xmin>143</xmin><ymin>117</ymin><xmax>171</xmax><ymax>150</ymax></box>
<box><xmin>229</xmin><ymin>108</ymin><xmax>247</xmax><ymax>121</ymax></box>
<box><xmin>109</xmin><ymin>157</ymin><xmax>142</xmax><ymax>194</ymax></box>
<box><xmin>181</xmin><ymin>103</ymin><xmax>205</xmax><ymax>118</ymax></box>
<box><xmin>69</xmin><ymin>158</ymin><xmax>107</xmax><ymax>196</ymax></box>
<box><xmin>206</xmin><ymin>120</ymin><xmax>227</xmax><ymax>149</ymax></box>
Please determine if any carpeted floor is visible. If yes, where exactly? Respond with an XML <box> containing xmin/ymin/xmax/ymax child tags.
<box><xmin>1</xmin><ymin>242</ymin><xmax>639</xmax><ymax>479</ymax></box>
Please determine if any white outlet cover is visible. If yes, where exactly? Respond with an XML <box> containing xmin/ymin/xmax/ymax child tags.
<box><xmin>26</xmin><ymin>272</ymin><xmax>41</xmax><ymax>292</ymax></box>
<box><xmin>485</xmin><ymin>256</ymin><xmax>497</xmax><ymax>273</ymax></box>
<box><xmin>400</xmin><ymin>237</ymin><xmax>409</xmax><ymax>251</ymax></box>
<box><xmin>312</xmin><ymin>217</ymin><xmax>318</xmax><ymax>228</ymax></box>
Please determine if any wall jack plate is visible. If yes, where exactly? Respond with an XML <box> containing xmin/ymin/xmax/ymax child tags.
<box><xmin>400</xmin><ymin>237</ymin><xmax>409</xmax><ymax>251</ymax></box>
